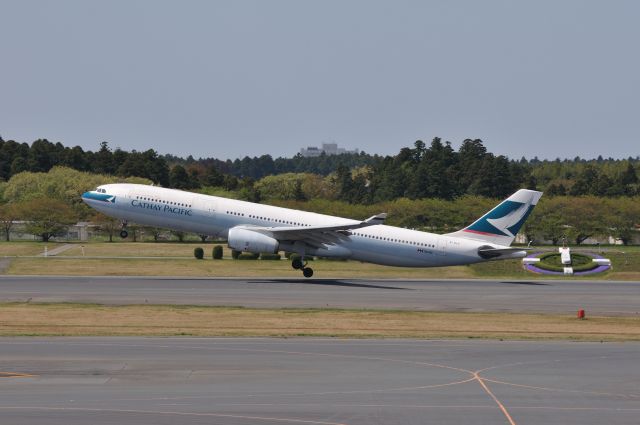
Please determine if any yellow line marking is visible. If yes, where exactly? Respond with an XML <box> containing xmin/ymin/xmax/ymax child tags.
<box><xmin>473</xmin><ymin>372</ymin><xmax>517</xmax><ymax>425</ymax></box>
<box><xmin>0</xmin><ymin>407</ymin><xmax>345</xmax><ymax>424</ymax></box>
<box><xmin>0</xmin><ymin>372</ymin><xmax>36</xmax><ymax>378</ymax></box>
<box><xmin>484</xmin><ymin>378</ymin><xmax>640</xmax><ymax>399</ymax></box>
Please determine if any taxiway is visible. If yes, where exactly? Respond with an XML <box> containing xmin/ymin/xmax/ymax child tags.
<box><xmin>1</xmin><ymin>337</ymin><xmax>639</xmax><ymax>425</ymax></box>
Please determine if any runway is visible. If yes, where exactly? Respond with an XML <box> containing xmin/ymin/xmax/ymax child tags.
<box><xmin>1</xmin><ymin>337</ymin><xmax>639</xmax><ymax>425</ymax></box>
<box><xmin>1</xmin><ymin>276</ymin><xmax>640</xmax><ymax>315</ymax></box>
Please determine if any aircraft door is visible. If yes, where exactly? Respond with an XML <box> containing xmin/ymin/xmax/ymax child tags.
<box><xmin>193</xmin><ymin>197</ymin><xmax>220</xmax><ymax>236</ymax></box>
<box><xmin>436</xmin><ymin>237</ymin><xmax>447</xmax><ymax>256</ymax></box>
<box><xmin>203</xmin><ymin>198</ymin><xmax>217</xmax><ymax>218</ymax></box>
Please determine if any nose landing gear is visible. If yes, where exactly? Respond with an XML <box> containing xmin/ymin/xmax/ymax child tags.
<box><xmin>291</xmin><ymin>256</ymin><xmax>313</xmax><ymax>278</ymax></box>
<box><xmin>120</xmin><ymin>220</ymin><xmax>129</xmax><ymax>239</ymax></box>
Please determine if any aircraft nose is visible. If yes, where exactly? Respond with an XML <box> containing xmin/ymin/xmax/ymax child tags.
<box><xmin>81</xmin><ymin>192</ymin><xmax>92</xmax><ymax>203</ymax></box>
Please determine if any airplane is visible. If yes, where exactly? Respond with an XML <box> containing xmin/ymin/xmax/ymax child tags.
<box><xmin>82</xmin><ymin>184</ymin><xmax>542</xmax><ymax>277</ymax></box>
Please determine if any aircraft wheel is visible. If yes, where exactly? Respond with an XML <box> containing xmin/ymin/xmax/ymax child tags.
<box><xmin>292</xmin><ymin>258</ymin><xmax>303</xmax><ymax>270</ymax></box>
<box><xmin>302</xmin><ymin>267</ymin><xmax>313</xmax><ymax>278</ymax></box>
<box><xmin>120</xmin><ymin>230</ymin><xmax>129</xmax><ymax>239</ymax></box>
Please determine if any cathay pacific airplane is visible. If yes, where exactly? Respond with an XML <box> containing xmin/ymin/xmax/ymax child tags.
<box><xmin>82</xmin><ymin>184</ymin><xmax>542</xmax><ymax>277</ymax></box>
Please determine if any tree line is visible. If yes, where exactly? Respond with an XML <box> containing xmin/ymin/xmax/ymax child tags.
<box><xmin>0</xmin><ymin>135</ymin><xmax>638</xmax><ymax>244</ymax></box>
<box><xmin>1</xmin><ymin>136</ymin><xmax>638</xmax><ymax>204</ymax></box>
<box><xmin>0</xmin><ymin>166</ymin><xmax>637</xmax><ymax>245</ymax></box>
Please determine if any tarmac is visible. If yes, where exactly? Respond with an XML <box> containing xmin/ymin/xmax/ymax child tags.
<box><xmin>1</xmin><ymin>276</ymin><xmax>640</xmax><ymax>315</ymax></box>
<box><xmin>1</xmin><ymin>337</ymin><xmax>639</xmax><ymax>425</ymax></box>
<box><xmin>2</xmin><ymin>277</ymin><xmax>639</xmax><ymax>424</ymax></box>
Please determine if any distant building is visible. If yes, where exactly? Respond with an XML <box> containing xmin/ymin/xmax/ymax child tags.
<box><xmin>300</xmin><ymin>143</ymin><xmax>358</xmax><ymax>157</ymax></box>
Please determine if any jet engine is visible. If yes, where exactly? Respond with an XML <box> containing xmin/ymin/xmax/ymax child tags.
<box><xmin>228</xmin><ymin>227</ymin><xmax>279</xmax><ymax>254</ymax></box>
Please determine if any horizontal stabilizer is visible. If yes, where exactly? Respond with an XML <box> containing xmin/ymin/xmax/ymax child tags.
<box><xmin>478</xmin><ymin>247</ymin><xmax>528</xmax><ymax>259</ymax></box>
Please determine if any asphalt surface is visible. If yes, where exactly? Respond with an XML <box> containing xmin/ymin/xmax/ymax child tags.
<box><xmin>1</xmin><ymin>338</ymin><xmax>639</xmax><ymax>425</ymax></box>
<box><xmin>1</xmin><ymin>276</ymin><xmax>640</xmax><ymax>315</ymax></box>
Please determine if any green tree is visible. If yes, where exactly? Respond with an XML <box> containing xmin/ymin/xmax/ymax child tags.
<box><xmin>563</xmin><ymin>197</ymin><xmax>605</xmax><ymax>244</ymax></box>
<box><xmin>606</xmin><ymin>197</ymin><xmax>640</xmax><ymax>245</ymax></box>
<box><xmin>169</xmin><ymin>165</ymin><xmax>193</xmax><ymax>189</ymax></box>
<box><xmin>545</xmin><ymin>182</ymin><xmax>567</xmax><ymax>196</ymax></box>
<box><xmin>117</xmin><ymin>149</ymin><xmax>170</xmax><ymax>186</ymax></box>
<box><xmin>146</xmin><ymin>227</ymin><xmax>163</xmax><ymax>242</ymax></box>
<box><xmin>570</xmin><ymin>165</ymin><xmax>599</xmax><ymax>195</ymax></box>
<box><xmin>62</xmin><ymin>146</ymin><xmax>89</xmax><ymax>171</ymax></box>
<box><xmin>3</xmin><ymin>166</ymin><xmax>151</xmax><ymax>217</ymax></box>
<box><xmin>0</xmin><ymin>203</ymin><xmax>20</xmax><ymax>241</ymax></box>
<box><xmin>421</xmin><ymin>138</ymin><xmax>457</xmax><ymax>199</ymax></box>
<box><xmin>223</xmin><ymin>175</ymin><xmax>239</xmax><ymax>191</ymax></box>
<box><xmin>335</xmin><ymin>164</ymin><xmax>354</xmax><ymax>202</ymax></box>
<box><xmin>205</xmin><ymin>165</ymin><xmax>225</xmax><ymax>186</ymax></box>
<box><xmin>22</xmin><ymin>198</ymin><xmax>77</xmax><ymax>242</ymax></box>
<box><xmin>94</xmin><ymin>141</ymin><xmax>115</xmax><ymax>174</ymax></box>
<box><xmin>617</xmin><ymin>162</ymin><xmax>638</xmax><ymax>196</ymax></box>
<box><xmin>172</xmin><ymin>230</ymin><xmax>186</xmax><ymax>242</ymax></box>
<box><xmin>254</xmin><ymin>173</ymin><xmax>334</xmax><ymax>201</ymax></box>
<box><xmin>10</xmin><ymin>157</ymin><xmax>28</xmax><ymax>175</ymax></box>
<box><xmin>92</xmin><ymin>212</ymin><xmax>120</xmax><ymax>242</ymax></box>
<box><xmin>27</xmin><ymin>139</ymin><xmax>57</xmax><ymax>172</ymax></box>
<box><xmin>292</xmin><ymin>180</ymin><xmax>307</xmax><ymax>201</ymax></box>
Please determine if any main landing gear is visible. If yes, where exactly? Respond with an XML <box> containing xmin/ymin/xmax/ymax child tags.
<box><xmin>291</xmin><ymin>256</ymin><xmax>313</xmax><ymax>278</ymax></box>
<box><xmin>120</xmin><ymin>220</ymin><xmax>129</xmax><ymax>239</ymax></box>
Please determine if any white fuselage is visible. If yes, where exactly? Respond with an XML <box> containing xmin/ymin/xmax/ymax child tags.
<box><xmin>83</xmin><ymin>183</ymin><xmax>517</xmax><ymax>267</ymax></box>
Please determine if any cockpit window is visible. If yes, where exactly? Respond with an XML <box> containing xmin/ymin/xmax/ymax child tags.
<box><xmin>94</xmin><ymin>188</ymin><xmax>107</xmax><ymax>193</ymax></box>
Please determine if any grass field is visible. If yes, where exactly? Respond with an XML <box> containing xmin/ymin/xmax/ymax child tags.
<box><xmin>57</xmin><ymin>242</ymin><xmax>229</xmax><ymax>257</ymax></box>
<box><xmin>6</xmin><ymin>257</ymin><xmax>476</xmax><ymax>278</ymax></box>
<box><xmin>1</xmin><ymin>302</ymin><xmax>638</xmax><ymax>341</ymax></box>
<box><xmin>2</xmin><ymin>241</ymin><xmax>639</xmax><ymax>279</ymax></box>
<box><xmin>0</xmin><ymin>242</ymin><xmax>64</xmax><ymax>257</ymax></box>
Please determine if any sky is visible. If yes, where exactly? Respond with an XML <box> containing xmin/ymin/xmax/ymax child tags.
<box><xmin>1</xmin><ymin>0</ymin><xmax>639</xmax><ymax>160</ymax></box>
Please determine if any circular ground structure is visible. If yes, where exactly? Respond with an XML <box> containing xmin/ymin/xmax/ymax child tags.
<box><xmin>524</xmin><ymin>251</ymin><xmax>611</xmax><ymax>275</ymax></box>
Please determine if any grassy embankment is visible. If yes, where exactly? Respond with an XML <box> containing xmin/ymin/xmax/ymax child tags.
<box><xmin>1</xmin><ymin>302</ymin><xmax>638</xmax><ymax>341</ymax></box>
<box><xmin>2</xmin><ymin>241</ymin><xmax>640</xmax><ymax>280</ymax></box>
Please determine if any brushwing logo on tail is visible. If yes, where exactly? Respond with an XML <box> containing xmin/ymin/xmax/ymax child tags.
<box><xmin>464</xmin><ymin>199</ymin><xmax>534</xmax><ymax>237</ymax></box>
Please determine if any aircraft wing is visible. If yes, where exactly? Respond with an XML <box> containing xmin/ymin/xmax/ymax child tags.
<box><xmin>240</xmin><ymin>213</ymin><xmax>386</xmax><ymax>248</ymax></box>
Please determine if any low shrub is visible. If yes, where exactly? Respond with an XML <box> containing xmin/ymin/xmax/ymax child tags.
<box><xmin>238</xmin><ymin>252</ymin><xmax>260</xmax><ymax>260</ymax></box>
<box><xmin>572</xmin><ymin>262</ymin><xmax>600</xmax><ymax>272</ymax></box>
<box><xmin>212</xmin><ymin>245</ymin><xmax>223</xmax><ymax>259</ymax></box>
<box><xmin>536</xmin><ymin>252</ymin><xmax>599</xmax><ymax>272</ymax></box>
<box><xmin>289</xmin><ymin>253</ymin><xmax>314</xmax><ymax>262</ymax></box>
<box><xmin>231</xmin><ymin>249</ymin><xmax>240</xmax><ymax>259</ymax></box>
<box><xmin>260</xmin><ymin>253</ymin><xmax>282</xmax><ymax>260</ymax></box>
<box><xmin>193</xmin><ymin>247</ymin><xmax>204</xmax><ymax>260</ymax></box>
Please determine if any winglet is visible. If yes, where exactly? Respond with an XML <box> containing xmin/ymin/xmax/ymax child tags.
<box><xmin>363</xmin><ymin>213</ymin><xmax>387</xmax><ymax>225</ymax></box>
